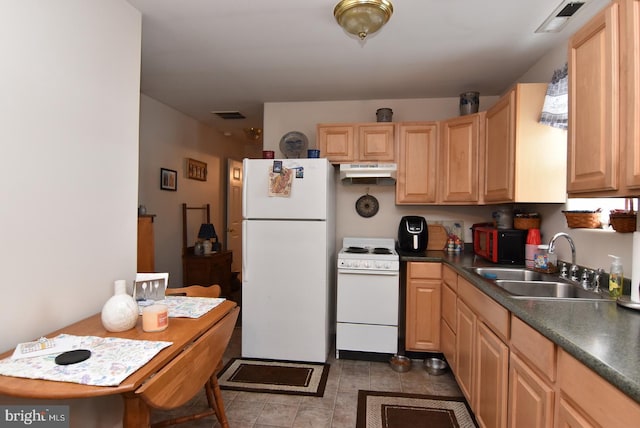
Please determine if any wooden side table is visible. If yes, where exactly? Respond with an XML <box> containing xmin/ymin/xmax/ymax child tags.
<box><xmin>182</xmin><ymin>249</ymin><xmax>233</xmax><ymax>297</ymax></box>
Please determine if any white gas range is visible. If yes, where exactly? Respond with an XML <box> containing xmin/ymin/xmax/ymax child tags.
<box><xmin>336</xmin><ymin>237</ymin><xmax>400</xmax><ymax>358</ymax></box>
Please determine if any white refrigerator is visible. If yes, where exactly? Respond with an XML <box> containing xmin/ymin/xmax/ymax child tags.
<box><xmin>242</xmin><ymin>158</ymin><xmax>336</xmax><ymax>362</ymax></box>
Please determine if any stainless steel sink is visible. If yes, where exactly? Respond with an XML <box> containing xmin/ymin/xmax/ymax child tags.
<box><xmin>495</xmin><ymin>280</ymin><xmax>610</xmax><ymax>300</ymax></box>
<box><xmin>470</xmin><ymin>267</ymin><xmax>545</xmax><ymax>281</ymax></box>
<box><xmin>468</xmin><ymin>267</ymin><xmax>612</xmax><ymax>301</ymax></box>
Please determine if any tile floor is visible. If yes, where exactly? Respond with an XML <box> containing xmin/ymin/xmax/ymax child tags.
<box><xmin>152</xmin><ymin>326</ymin><xmax>463</xmax><ymax>427</ymax></box>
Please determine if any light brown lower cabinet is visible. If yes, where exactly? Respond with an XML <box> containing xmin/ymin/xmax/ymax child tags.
<box><xmin>454</xmin><ymin>299</ymin><xmax>475</xmax><ymax>402</ymax></box>
<box><xmin>509</xmin><ymin>352</ymin><xmax>554</xmax><ymax>428</ymax></box>
<box><xmin>440</xmin><ymin>277</ymin><xmax>457</xmax><ymax>368</ymax></box>
<box><xmin>556</xmin><ymin>349</ymin><xmax>640</xmax><ymax>427</ymax></box>
<box><xmin>405</xmin><ymin>262</ymin><xmax>441</xmax><ymax>351</ymax></box>
<box><xmin>421</xmin><ymin>268</ymin><xmax>640</xmax><ymax>428</ymax></box>
<box><xmin>475</xmin><ymin>321</ymin><xmax>509</xmax><ymax>428</ymax></box>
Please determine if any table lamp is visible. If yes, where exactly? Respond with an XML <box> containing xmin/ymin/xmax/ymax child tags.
<box><xmin>198</xmin><ymin>223</ymin><xmax>217</xmax><ymax>254</ymax></box>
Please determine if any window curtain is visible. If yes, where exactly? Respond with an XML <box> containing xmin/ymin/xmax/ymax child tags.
<box><xmin>539</xmin><ymin>63</ymin><xmax>568</xmax><ymax>130</ymax></box>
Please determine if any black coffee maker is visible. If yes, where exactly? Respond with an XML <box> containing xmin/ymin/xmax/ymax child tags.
<box><xmin>398</xmin><ymin>216</ymin><xmax>428</xmax><ymax>252</ymax></box>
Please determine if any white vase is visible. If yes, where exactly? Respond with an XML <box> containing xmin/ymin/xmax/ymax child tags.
<box><xmin>101</xmin><ymin>280</ymin><xmax>139</xmax><ymax>332</ymax></box>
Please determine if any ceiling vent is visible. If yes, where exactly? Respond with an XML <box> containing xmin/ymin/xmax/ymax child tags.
<box><xmin>535</xmin><ymin>1</ymin><xmax>586</xmax><ymax>33</ymax></box>
<box><xmin>211</xmin><ymin>111</ymin><xmax>246</xmax><ymax>120</ymax></box>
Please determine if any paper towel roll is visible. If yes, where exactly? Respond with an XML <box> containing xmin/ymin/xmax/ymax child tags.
<box><xmin>632</xmin><ymin>231</ymin><xmax>640</xmax><ymax>302</ymax></box>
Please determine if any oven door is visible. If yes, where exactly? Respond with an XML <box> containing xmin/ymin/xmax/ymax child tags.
<box><xmin>336</xmin><ymin>268</ymin><xmax>399</xmax><ymax>354</ymax></box>
<box><xmin>336</xmin><ymin>269</ymin><xmax>399</xmax><ymax>325</ymax></box>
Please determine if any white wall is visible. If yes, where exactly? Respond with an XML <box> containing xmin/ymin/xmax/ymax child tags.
<box><xmin>138</xmin><ymin>95</ymin><xmax>260</xmax><ymax>285</ymax></box>
<box><xmin>0</xmin><ymin>0</ymin><xmax>141</xmax><ymax>426</ymax></box>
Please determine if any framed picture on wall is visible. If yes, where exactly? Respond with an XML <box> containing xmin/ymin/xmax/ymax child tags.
<box><xmin>160</xmin><ymin>168</ymin><xmax>177</xmax><ymax>191</ymax></box>
<box><xmin>187</xmin><ymin>158</ymin><xmax>207</xmax><ymax>181</ymax></box>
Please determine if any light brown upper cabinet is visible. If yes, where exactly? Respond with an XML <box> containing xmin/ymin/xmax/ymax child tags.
<box><xmin>317</xmin><ymin>123</ymin><xmax>395</xmax><ymax>164</ymax></box>
<box><xmin>395</xmin><ymin>122</ymin><xmax>439</xmax><ymax>204</ymax></box>
<box><xmin>483</xmin><ymin>83</ymin><xmax>567</xmax><ymax>203</ymax></box>
<box><xmin>440</xmin><ymin>113</ymin><xmax>485</xmax><ymax>204</ymax></box>
<box><xmin>567</xmin><ymin>0</ymin><xmax>640</xmax><ymax>196</ymax></box>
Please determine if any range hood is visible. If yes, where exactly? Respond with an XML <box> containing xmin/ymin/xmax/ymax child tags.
<box><xmin>339</xmin><ymin>163</ymin><xmax>397</xmax><ymax>185</ymax></box>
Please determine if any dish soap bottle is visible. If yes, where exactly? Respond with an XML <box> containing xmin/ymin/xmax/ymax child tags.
<box><xmin>608</xmin><ymin>255</ymin><xmax>624</xmax><ymax>298</ymax></box>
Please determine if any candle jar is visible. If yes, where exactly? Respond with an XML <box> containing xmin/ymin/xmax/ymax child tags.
<box><xmin>142</xmin><ymin>304</ymin><xmax>169</xmax><ymax>332</ymax></box>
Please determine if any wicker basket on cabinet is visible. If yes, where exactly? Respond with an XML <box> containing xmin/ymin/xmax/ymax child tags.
<box><xmin>513</xmin><ymin>213</ymin><xmax>541</xmax><ymax>230</ymax></box>
<box><xmin>609</xmin><ymin>199</ymin><xmax>637</xmax><ymax>233</ymax></box>
<box><xmin>563</xmin><ymin>210</ymin><xmax>602</xmax><ymax>229</ymax></box>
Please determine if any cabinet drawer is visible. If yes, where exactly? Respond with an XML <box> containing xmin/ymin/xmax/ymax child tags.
<box><xmin>510</xmin><ymin>316</ymin><xmax>556</xmax><ymax>382</ymax></box>
<box><xmin>458</xmin><ymin>277</ymin><xmax>509</xmax><ymax>341</ymax></box>
<box><xmin>557</xmin><ymin>349</ymin><xmax>640</xmax><ymax>427</ymax></box>
<box><xmin>408</xmin><ymin>262</ymin><xmax>441</xmax><ymax>279</ymax></box>
<box><xmin>442</xmin><ymin>264</ymin><xmax>457</xmax><ymax>290</ymax></box>
<box><xmin>441</xmin><ymin>282</ymin><xmax>457</xmax><ymax>331</ymax></box>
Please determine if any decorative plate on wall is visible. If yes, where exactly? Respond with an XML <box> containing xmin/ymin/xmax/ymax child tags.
<box><xmin>355</xmin><ymin>194</ymin><xmax>379</xmax><ymax>218</ymax></box>
<box><xmin>279</xmin><ymin>131</ymin><xmax>308</xmax><ymax>159</ymax></box>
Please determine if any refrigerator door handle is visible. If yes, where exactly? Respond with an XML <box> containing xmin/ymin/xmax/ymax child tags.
<box><xmin>242</xmin><ymin>220</ymin><xmax>248</xmax><ymax>282</ymax></box>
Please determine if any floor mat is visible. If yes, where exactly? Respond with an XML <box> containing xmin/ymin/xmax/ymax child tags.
<box><xmin>217</xmin><ymin>357</ymin><xmax>330</xmax><ymax>396</ymax></box>
<box><xmin>356</xmin><ymin>390</ymin><xmax>478</xmax><ymax>428</ymax></box>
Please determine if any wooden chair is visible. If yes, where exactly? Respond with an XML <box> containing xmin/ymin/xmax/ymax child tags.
<box><xmin>136</xmin><ymin>284</ymin><xmax>235</xmax><ymax>428</ymax></box>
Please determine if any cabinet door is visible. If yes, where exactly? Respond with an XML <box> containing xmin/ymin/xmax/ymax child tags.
<box><xmin>475</xmin><ymin>321</ymin><xmax>509</xmax><ymax>428</ymax></box>
<box><xmin>405</xmin><ymin>278</ymin><xmax>441</xmax><ymax>351</ymax></box>
<box><xmin>440</xmin><ymin>113</ymin><xmax>483</xmax><ymax>203</ymax></box>
<box><xmin>396</xmin><ymin>122</ymin><xmax>438</xmax><ymax>204</ymax></box>
<box><xmin>623</xmin><ymin>0</ymin><xmax>640</xmax><ymax>190</ymax></box>
<box><xmin>358</xmin><ymin>124</ymin><xmax>395</xmax><ymax>162</ymax></box>
<box><xmin>568</xmin><ymin>3</ymin><xmax>620</xmax><ymax>193</ymax></box>
<box><xmin>509</xmin><ymin>352</ymin><xmax>554</xmax><ymax>428</ymax></box>
<box><xmin>484</xmin><ymin>89</ymin><xmax>515</xmax><ymax>202</ymax></box>
<box><xmin>317</xmin><ymin>125</ymin><xmax>355</xmax><ymax>163</ymax></box>
<box><xmin>555</xmin><ymin>398</ymin><xmax>596</xmax><ymax>428</ymax></box>
<box><xmin>455</xmin><ymin>299</ymin><xmax>476</xmax><ymax>403</ymax></box>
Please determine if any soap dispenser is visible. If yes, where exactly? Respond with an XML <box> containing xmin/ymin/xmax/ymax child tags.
<box><xmin>608</xmin><ymin>254</ymin><xmax>624</xmax><ymax>298</ymax></box>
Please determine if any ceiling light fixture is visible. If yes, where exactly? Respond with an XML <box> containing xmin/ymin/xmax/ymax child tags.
<box><xmin>334</xmin><ymin>0</ymin><xmax>394</xmax><ymax>40</ymax></box>
<box><xmin>244</xmin><ymin>127</ymin><xmax>263</xmax><ymax>141</ymax></box>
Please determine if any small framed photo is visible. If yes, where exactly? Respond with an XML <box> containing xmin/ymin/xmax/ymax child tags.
<box><xmin>160</xmin><ymin>168</ymin><xmax>177</xmax><ymax>191</ymax></box>
<box><xmin>187</xmin><ymin>158</ymin><xmax>207</xmax><ymax>181</ymax></box>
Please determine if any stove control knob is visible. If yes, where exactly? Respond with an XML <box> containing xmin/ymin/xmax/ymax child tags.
<box><xmin>363</xmin><ymin>261</ymin><xmax>370</xmax><ymax>268</ymax></box>
<box><xmin>375</xmin><ymin>261</ymin><xmax>382</xmax><ymax>269</ymax></box>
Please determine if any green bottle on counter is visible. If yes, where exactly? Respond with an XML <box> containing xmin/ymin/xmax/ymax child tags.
<box><xmin>608</xmin><ymin>254</ymin><xmax>623</xmax><ymax>298</ymax></box>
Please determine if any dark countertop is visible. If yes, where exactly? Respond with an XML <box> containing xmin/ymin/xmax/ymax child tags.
<box><xmin>399</xmin><ymin>249</ymin><xmax>640</xmax><ymax>404</ymax></box>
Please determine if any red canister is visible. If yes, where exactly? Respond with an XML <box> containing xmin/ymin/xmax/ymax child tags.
<box><xmin>525</xmin><ymin>228</ymin><xmax>541</xmax><ymax>268</ymax></box>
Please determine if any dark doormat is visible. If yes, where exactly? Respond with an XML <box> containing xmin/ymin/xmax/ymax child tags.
<box><xmin>356</xmin><ymin>390</ymin><xmax>478</xmax><ymax>428</ymax></box>
<box><xmin>217</xmin><ymin>357</ymin><xmax>330</xmax><ymax>396</ymax></box>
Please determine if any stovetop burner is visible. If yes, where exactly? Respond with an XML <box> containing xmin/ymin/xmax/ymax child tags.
<box><xmin>345</xmin><ymin>246</ymin><xmax>369</xmax><ymax>254</ymax></box>
<box><xmin>372</xmin><ymin>247</ymin><xmax>392</xmax><ymax>255</ymax></box>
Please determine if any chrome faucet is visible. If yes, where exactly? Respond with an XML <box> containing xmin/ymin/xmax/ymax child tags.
<box><xmin>548</xmin><ymin>232</ymin><xmax>577</xmax><ymax>267</ymax></box>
